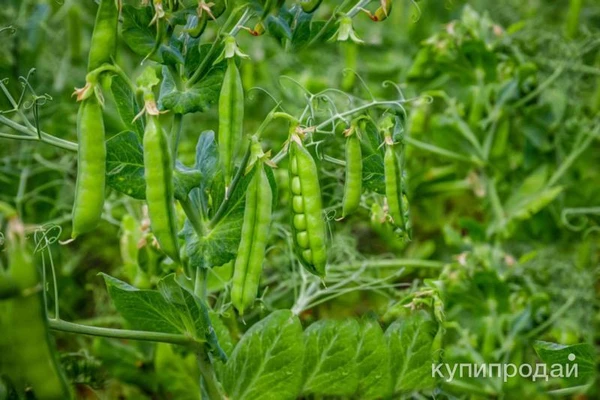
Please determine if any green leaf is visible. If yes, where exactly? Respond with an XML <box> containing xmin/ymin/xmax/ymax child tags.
<box><xmin>155</xmin><ymin>343</ymin><xmax>200</xmax><ymax>400</ymax></box>
<box><xmin>386</xmin><ymin>312</ymin><xmax>438</xmax><ymax>393</ymax></box>
<box><xmin>102</xmin><ymin>273</ymin><xmax>210</xmax><ymax>343</ymax></box>
<box><xmin>265</xmin><ymin>15</ymin><xmax>292</xmax><ymax>44</ymax></box>
<box><xmin>223</xmin><ymin>310</ymin><xmax>304</xmax><ymax>400</ymax></box>
<box><xmin>360</xmin><ymin>118</ymin><xmax>385</xmax><ymax>194</ymax></box>
<box><xmin>302</xmin><ymin>319</ymin><xmax>360</xmax><ymax>396</ymax></box>
<box><xmin>533</xmin><ymin>341</ymin><xmax>596</xmax><ymax>387</ymax></box>
<box><xmin>106</xmin><ymin>130</ymin><xmax>146</xmax><ymax>200</ymax></box>
<box><xmin>121</xmin><ymin>5</ymin><xmax>182</xmax><ymax>64</ymax></box>
<box><xmin>357</xmin><ymin>319</ymin><xmax>392</xmax><ymax>399</ymax></box>
<box><xmin>183</xmin><ymin>167</ymin><xmax>254</xmax><ymax>269</ymax></box>
<box><xmin>174</xmin><ymin>162</ymin><xmax>202</xmax><ymax>201</ymax></box>
<box><xmin>110</xmin><ymin>74</ymin><xmax>145</xmax><ymax>139</ymax></box>
<box><xmin>106</xmin><ymin>131</ymin><xmax>200</xmax><ymax>201</ymax></box>
<box><xmin>92</xmin><ymin>339</ymin><xmax>158</xmax><ymax>392</ymax></box>
<box><xmin>159</xmin><ymin>64</ymin><xmax>224</xmax><ymax>114</ymax></box>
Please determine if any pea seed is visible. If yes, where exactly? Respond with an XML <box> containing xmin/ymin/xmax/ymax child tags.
<box><xmin>293</xmin><ymin>214</ymin><xmax>307</xmax><ymax>230</ymax></box>
<box><xmin>292</xmin><ymin>195</ymin><xmax>304</xmax><ymax>213</ymax></box>
<box><xmin>296</xmin><ymin>231</ymin><xmax>309</xmax><ymax>248</ymax></box>
<box><xmin>291</xmin><ymin>176</ymin><xmax>302</xmax><ymax>195</ymax></box>
<box><xmin>302</xmin><ymin>249</ymin><xmax>313</xmax><ymax>263</ymax></box>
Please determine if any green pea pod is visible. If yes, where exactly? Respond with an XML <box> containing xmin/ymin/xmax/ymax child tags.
<box><xmin>231</xmin><ymin>161</ymin><xmax>273</xmax><ymax>314</ymax></box>
<box><xmin>0</xmin><ymin>223</ymin><xmax>72</xmax><ymax>399</ymax></box>
<box><xmin>143</xmin><ymin>116</ymin><xmax>180</xmax><ymax>263</ymax></box>
<box><xmin>218</xmin><ymin>58</ymin><xmax>244</xmax><ymax>187</ymax></box>
<box><xmin>87</xmin><ymin>0</ymin><xmax>119</xmax><ymax>71</ymax></box>
<box><xmin>300</xmin><ymin>0</ymin><xmax>323</xmax><ymax>13</ymax></box>
<box><xmin>383</xmin><ymin>133</ymin><xmax>411</xmax><ymax>240</ymax></box>
<box><xmin>372</xmin><ymin>0</ymin><xmax>393</xmax><ymax>22</ymax></box>
<box><xmin>72</xmin><ymin>97</ymin><xmax>106</xmax><ymax>238</ymax></box>
<box><xmin>289</xmin><ymin>139</ymin><xmax>327</xmax><ymax>276</ymax></box>
<box><xmin>342</xmin><ymin>131</ymin><xmax>362</xmax><ymax>218</ymax></box>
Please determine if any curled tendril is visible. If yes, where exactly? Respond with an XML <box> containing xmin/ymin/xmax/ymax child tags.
<box><xmin>410</xmin><ymin>0</ymin><xmax>422</xmax><ymax>22</ymax></box>
<box><xmin>247</xmin><ymin>86</ymin><xmax>279</xmax><ymax>104</ymax></box>
<box><xmin>382</xmin><ymin>80</ymin><xmax>406</xmax><ymax>101</ymax></box>
<box><xmin>278</xmin><ymin>75</ymin><xmax>314</xmax><ymax>98</ymax></box>
<box><xmin>33</xmin><ymin>225</ymin><xmax>63</xmax><ymax>253</ymax></box>
<box><xmin>584</xmin><ymin>226</ymin><xmax>600</xmax><ymax>238</ymax></box>
<box><xmin>0</xmin><ymin>26</ymin><xmax>16</xmax><ymax>35</ymax></box>
<box><xmin>561</xmin><ymin>208</ymin><xmax>600</xmax><ymax>232</ymax></box>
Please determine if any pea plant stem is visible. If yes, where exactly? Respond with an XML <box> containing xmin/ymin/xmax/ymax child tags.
<box><xmin>0</xmin><ymin>114</ymin><xmax>78</xmax><ymax>151</ymax></box>
<box><xmin>187</xmin><ymin>7</ymin><xmax>251</xmax><ymax>87</ymax></box>
<box><xmin>48</xmin><ymin>319</ymin><xmax>196</xmax><ymax>346</ymax></box>
<box><xmin>197</xmin><ymin>346</ymin><xmax>225</xmax><ymax>400</ymax></box>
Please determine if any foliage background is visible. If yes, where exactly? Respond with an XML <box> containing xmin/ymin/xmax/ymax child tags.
<box><xmin>0</xmin><ymin>0</ymin><xmax>599</xmax><ymax>398</ymax></box>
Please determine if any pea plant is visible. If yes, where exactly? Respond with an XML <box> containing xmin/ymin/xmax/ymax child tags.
<box><xmin>1</xmin><ymin>0</ymin><xmax>599</xmax><ymax>399</ymax></box>
<box><xmin>0</xmin><ymin>1</ymin><xmax>442</xmax><ymax>399</ymax></box>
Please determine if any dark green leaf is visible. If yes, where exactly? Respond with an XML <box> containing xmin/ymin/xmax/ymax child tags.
<box><xmin>159</xmin><ymin>63</ymin><xmax>224</xmax><ymax>114</ymax></box>
<box><xmin>106</xmin><ymin>130</ymin><xmax>146</xmax><ymax>200</ymax></box>
<box><xmin>533</xmin><ymin>341</ymin><xmax>596</xmax><ymax>387</ymax></box>
<box><xmin>102</xmin><ymin>273</ymin><xmax>211</xmax><ymax>343</ymax></box>
<box><xmin>357</xmin><ymin>319</ymin><xmax>392</xmax><ymax>399</ymax></box>
<box><xmin>110</xmin><ymin>74</ymin><xmax>145</xmax><ymax>139</ymax></box>
<box><xmin>223</xmin><ymin>310</ymin><xmax>304</xmax><ymax>400</ymax></box>
<box><xmin>386</xmin><ymin>312</ymin><xmax>438</xmax><ymax>393</ymax></box>
<box><xmin>302</xmin><ymin>319</ymin><xmax>360</xmax><ymax>396</ymax></box>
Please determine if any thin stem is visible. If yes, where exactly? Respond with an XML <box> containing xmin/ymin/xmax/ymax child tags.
<box><xmin>308</xmin><ymin>0</ymin><xmax>354</xmax><ymax>46</ymax></box>
<box><xmin>347</xmin><ymin>0</ymin><xmax>372</xmax><ymax>18</ymax></box>
<box><xmin>329</xmin><ymin>258</ymin><xmax>445</xmax><ymax>270</ymax></box>
<box><xmin>187</xmin><ymin>7</ymin><xmax>251</xmax><ymax>87</ymax></box>
<box><xmin>171</xmin><ymin>113</ymin><xmax>183</xmax><ymax>159</ymax></box>
<box><xmin>314</xmin><ymin>100</ymin><xmax>401</xmax><ymax>131</ymax></box>
<box><xmin>404</xmin><ymin>137</ymin><xmax>483</xmax><ymax>165</ymax></box>
<box><xmin>546</xmin><ymin>125</ymin><xmax>598</xmax><ymax>188</ymax></box>
<box><xmin>48</xmin><ymin>319</ymin><xmax>196</xmax><ymax>346</ymax></box>
<box><xmin>0</xmin><ymin>114</ymin><xmax>78</xmax><ymax>151</ymax></box>
<box><xmin>197</xmin><ymin>346</ymin><xmax>225</xmax><ymax>400</ymax></box>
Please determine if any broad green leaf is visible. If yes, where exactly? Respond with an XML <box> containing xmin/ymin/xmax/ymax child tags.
<box><xmin>106</xmin><ymin>131</ymin><xmax>202</xmax><ymax>201</ymax></box>
<box><xmin>183</xmin><ymin>167</ymin><xmax>254</xmax><ymax>269</ymax></box>
<box><xmin>209</xmin><ymin>311</ymin><xmax>234</xmax><ymax>357</ymax></box>
<box><xmin>302</xmin><ymin>319</ymin><xmax>360</xmax><ymax>396</ymax></box>
<box><xmin>223</xmin><ymin>310</ymin><xmax>304</xmax><ymax>400</ymax></box>
<box><xmin>121</xmin><ymin>5</ymin><xmax>182</xmax><ymax>64</ymax></box>
<box><xmin>265</xmin><ymin>15</ymin><xmax>292</xmax><ymax>44</ymax></box>
<box><xmin>357</xmin><ymin>319</ymin><xmax>392</xmax><ymax>399</ymax></box>
<box><xmin>159</xmin><ymin>64</ymin><xmax>224</xmax><ymax>114</ymax></box>
<box><xmin>533</xmin><ymin>341</ymin><xmax>596</xmax><ymax>387</ymax></box>
<box><xmin>173</xmin><ymin>162</ymin><xmax>202</xmax><ymax>201</ymax></box>
<box><xmin>360</xmin><ymin>118</ymin><xmax>385</xmax><ymax>194</ymax></box>
<box><xmin>386</xmin><ymin>312</ymin><xmax>438</xmax><ymax>393</ymax></box>
<box><xmin>155</xmin><ymin>344</ymin><xmax>200</xmax><ymax>400</ymax></box>
<box><xmin>92</xmin><ymin>339</ymin><xmax>158</xmax><ymax>392</ymax></box>
<box><xmin>106</xmin><ymin>130</ymin><xmax>146</xmax><ymax>200</ymax></box>
<box><xmin>102</xmin><ymin>274</ymin><xmax>210</xmax><ymax>343</ymax></box>
<box><xmin>110</xmin><ymin>74</ymin><xmax>145</xmax><ymax>139</ymax></box>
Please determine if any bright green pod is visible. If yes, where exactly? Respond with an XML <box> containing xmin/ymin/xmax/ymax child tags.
<box><xmin>143</xmin><ymin>116</ymin><xmax>180</xmax><ymax>263</ymax></box>
<box><xmin>231</xmin><ymin>163</ymin><xmax>273</xmax><ymax>314</ymax></box>
<box><xmin>0</xmin><ymin>225</ymin><xmax>72</xmax><ymax>400</ymax></box>
<box><xmin>289</xmin><ymin>141</ymin><xmax>327</xmax><ymax>276</ymax></box>
<box><xmin>72</xmin><ymin>97</ymin><xmax>106</xmax><ymax>238</ymax></box>
<box><xmin>342</xmin><ymin>133</ymin><xmax>362</xmax><ymax>217</ymax></box>
<box><xmin>300</xmin><ymin>0</ymin><xmax>323</xmax><ymax>13</ymax></box>
<box><xmin>88</xmin><ymin>0</ymin><xmax>119</xmax><ymax>71</ymax></box>
<box><xmin>384</xmin><ymin>142</ymin><xmax>403</xmax><ymax>227</ymax></box>
<box><xmin>218</xmin><ymin>58</ymin><xmax>244</xmax><ymax>187</ymax></box>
